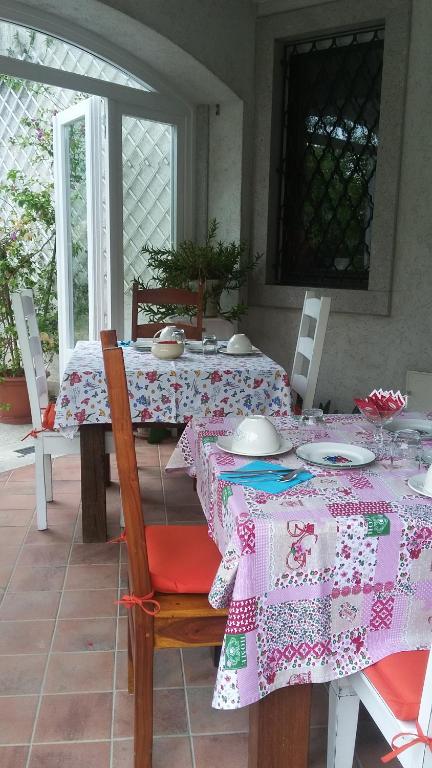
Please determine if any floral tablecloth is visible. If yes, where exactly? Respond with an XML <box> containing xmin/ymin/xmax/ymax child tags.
<box><xmin>54</xmin><ymin>341</ymin><xmax>291</xmax><ymax>434</ymax></box>
<box><xmin>171</xmin><ymin>414</ymin><xmax>432</xmax><ymax>709</ymax></box>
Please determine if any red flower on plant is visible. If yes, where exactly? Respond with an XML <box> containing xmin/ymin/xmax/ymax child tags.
<box><xmin>69</xmin><ymin>372</ymin><xmax>82</xmax><ymax>386</ymax></box>
<box><xmin>145</xmin><ymin>371</ymin><xmax>158</xmax><ymax>383</ymax></box>
<box><xmin>210</xmin><ymin>372</ymin><xmax>222</xmax><ymax>384</ymax></box>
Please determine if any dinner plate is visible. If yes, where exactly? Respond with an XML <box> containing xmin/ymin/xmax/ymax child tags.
<box><xmin>384</xmin><ymin>418</ymin><xmax>432</xmax><ymax>436</ymax></box>
<box><xmin>132</xmin><ymin>339</ymin><xmax>153</xmax><ymax>349</ymax></box>
<box><xmin>296</xmin><ymin>442</ymin><xmax>376</xmax><ymax>468</ymax></box>
<box><xmin>216</xmin><ymin>435</ymin><xmax>293</xmax><ymax>457</ymax></box>
<box><xmin>407</xmin><ymin>473</ymin><xmax>432</xmax><ymax>498</ymax></box>
<box><xmin>220</xmin><ymin>348</ymin><xmax>261</xmax><ymax>356</ymax></box>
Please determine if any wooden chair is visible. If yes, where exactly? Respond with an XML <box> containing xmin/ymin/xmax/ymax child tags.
<box><xmin>100</xmin><ymin>329</ymin><xmax>227</xmax><ymax>768</ymax></box>
<box><xmin>131</xmin><ymin>281</ymin><xmax>204</xmax><ymax>341</ymax></box>
<box><xmin>12</xmin><ymin>289</ymin><xmax>114</xmax><ymax>530</ymax></box>
<box><xmin>291</xmin><ymin>291</ymin><xmax>331</xmax><ymax>412</ymax></box>
<box><xmin>327</xmin><ymin>644</ymin><xmax>432</xmax><ymax>767</ymax></box>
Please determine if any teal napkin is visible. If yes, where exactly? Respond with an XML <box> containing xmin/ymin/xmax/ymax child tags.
<box><xmin>118</xmin><ymin>340</ymin><xmax>131</xmax><ymax>347</ymax></box>
<box><xmin>219</xmin><ymin>460</ymin><xmax>314</xmax><ymax>494</ymax></box>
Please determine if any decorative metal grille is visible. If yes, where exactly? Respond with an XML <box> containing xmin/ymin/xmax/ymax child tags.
<box><xmin>275</xmin><ymin>28</ymin><xmax>384</xmax><ymax>289</ymax></box>
<box><xmin>0</xmin><ymin>22</ymin><xmax>172</xmax><ymax>307</ymax></box>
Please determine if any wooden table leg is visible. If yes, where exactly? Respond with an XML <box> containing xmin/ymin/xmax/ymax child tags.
<box><xmin>80</xmin><ymin>424</ymin><xmax>107</xmax><ymax>543</ymax></box>
<box><xmin>248</xmin><ymin>684</ymin><xmax>312</xmax><ymax>768</ymax></box>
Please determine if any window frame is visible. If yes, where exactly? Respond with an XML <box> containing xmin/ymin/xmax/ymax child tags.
<box><xmin>250</xmin><ymin>0</ymin><xmax>411</xmax><ymax>316</ymax></box>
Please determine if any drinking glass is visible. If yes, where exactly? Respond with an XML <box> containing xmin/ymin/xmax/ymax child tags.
<box><xmin>202</xmin><ymin>334</ymin><xmax>218</xmax><ymax>355</ymax></box>
<box><xmin>391</xmin><ymin>429</ymin><xmax>421</xmax><ymax>469</ymax></box>
<box><xmin>301</xmin><ymin>408</ymin><xmax>324</xmax><ymax>425</ymax></box>
<box><xmin>172</xmin><ymin>329</ymin><xmax>186</xmax><ymax>344</ymax></box>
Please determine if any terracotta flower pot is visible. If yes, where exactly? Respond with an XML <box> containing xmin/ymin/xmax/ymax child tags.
<box><xmin>0</xmin><ymin>375</ymin><xmax>31</xmax><ymax>424</ymax></box>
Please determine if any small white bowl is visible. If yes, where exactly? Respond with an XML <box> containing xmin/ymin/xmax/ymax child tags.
<box><xmin>227</xmin><ymin>333</ymin><xmax>252</xmax><ymax>354</ymax></box>
<box><xmin>151</xmin><ymin>341</ymin><xmax>184</xmax><ymax>361</ymax></box>
<box><xmin>231</xmin><ymin>415</ymin><xmax>281</xmax><ymax>455</ymax></box>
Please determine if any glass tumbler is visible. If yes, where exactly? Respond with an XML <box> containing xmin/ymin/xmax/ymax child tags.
<box><xmin>391</xmin><ymin>429</ymin><xmax>421</xmax><ymax>470</ymax></box>
<box><xmin>202</xmin><ymin>334</ymin><xmax>218</xmax><ymax>355</ymax></box>
<box><xmin>301</xmin><ymin>408</ymin><xmax>324</xmax><ymax>425</ymax></box>
<box><xmin>172</xmin><ymin>329</ymin><xmax>186</xmax><ymax>344</ymax></box>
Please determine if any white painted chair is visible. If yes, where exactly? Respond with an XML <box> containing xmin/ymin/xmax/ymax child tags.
<box><xmin>12</xmin><ymin>289</ymin><xmax>114</xmax><ymax>530</ymax></box>
<box><xmin>406</xmin><ymin>371</ymin><xmax>432</xmax><ymax>413</ymax></box>
<box><xmin>291</xmin><ymin>291</ymin><xmax>331</xmax><ymax>411</ymax></box>
<box><xmin>327</xmin><ymin>646</ymin><xmax>432</xmax><ymax>768</ymax></box>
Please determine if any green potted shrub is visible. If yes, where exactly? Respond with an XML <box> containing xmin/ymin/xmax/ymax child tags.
<box><xmin>0</xmin><ymin>175</ymin><xmax>57</xmax><ymax>423</ymax></box>
<box><xmin>139</xmin><ymin>219</ymin><xmax>261</xmax><ymax>322</ymax></box>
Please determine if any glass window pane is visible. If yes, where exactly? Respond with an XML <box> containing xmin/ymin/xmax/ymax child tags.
<box><xmin>66</xmin><ymin>117</ymin><xmax>89</xmax><ymax>343</ymax></box>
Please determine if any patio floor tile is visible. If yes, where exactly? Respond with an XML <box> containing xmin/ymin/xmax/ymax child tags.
<box><xmin>182</xmin><ymin>647</ymin><xmax>217</xmax><ymax>687</ymax></box>
<box><xmin>0</xmin><ymin>654</ymin><xmax>47</xmax><ymax>694</ymax></box>
<box><xmin>52</xmin><ymin>617</ymin><xmax>116</xmax><ymax>652</ymax></box>
<box><xmin>58</xmin><ymin>588</ymin><xmax>118</xmax><ymax>618</ymax></box>
<box><xmin>44</xmin><ymin>651</ymin><xmax>115</xmax><ymax>693</ymax></box>
<box><xmin>0</xmin><ymin>745</ymin><xmax>29</xmax><ymax>768</ymax></box>
<box><xmin>64</xmin><ymin>563</ymin><xmax>119</xmax><ymax>589</ymax></box>
<box><xmin>0</xmin><ymin>619</ymin><xmax>54</xmax><ymax>654</ymax></box>
<box><xmin>9</xmin><ymin>565</ymin><xmax>66</xmax><ymax>592</ymax></box>
<box><xmin>17</xmin><ymin>543</ymin><xmax>71</xmax><ymax>567</ymax></box>
<box><xmin>193</xmin><ymin>734</ymin><xmax>248</xmax><ymax>768</ymax></box>
<box><xmin>25</xmin><ymin>524</ymin><xmax>75</xmax><ymax>546</ymax></box>
<box><xmin>0</xmin><ymin>695</ymin><xmax>38</xmax><ymax>744</ymax></box>
<box><xmin>0</xmin><ymin>591</ymin><xmax>61</xmax><ymax>620</ymax></box>
<box><xmin>34</xmin><ymin>691</ymin><xmax>113</xmax><ymax>741</ymax></box>
<box><xmin>69</xmin><ymin>542</ymin><xmax>120</xmax><ymax>565</ymax></box>
<box><xmin>28</xmin><ymin>741</ymin><xmax>111</xmax><ymax>768</ymax></box>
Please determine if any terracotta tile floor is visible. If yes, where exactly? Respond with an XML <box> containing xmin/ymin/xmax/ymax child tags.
<box><xmin>0</xmin><ymin>437</ymin><xmax>389</xmax><ymax>767</ymax></box>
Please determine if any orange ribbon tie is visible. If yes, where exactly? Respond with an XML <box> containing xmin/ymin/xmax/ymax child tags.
<box><xmin>381</xmin><ymin>721</ymin><xmax>432</xmax><ymax>763</ymax></box>
<box><xmin>116</xmin><ymin>593</ymin><xmax>160</xmax><ymax>616</ymax></box>
<box><xmin>108</xmin><ymin>530</ymin><xmax>127</xmax><ymax>544</ymax></box>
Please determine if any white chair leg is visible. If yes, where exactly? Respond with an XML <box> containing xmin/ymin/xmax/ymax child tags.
<box><xmin>35</xmin><ymin>442</ymin><xmax>48</xmax><ymax>530</ymax></box>
<box><xmin>43</xmin><ymin>454</ymin><xmax>53</xmax><ymax>502</ymax></box>
<box><xmin>327</xmin><ymin>680</ymin><xmax>360</xmax><ymax>768</ymax></box>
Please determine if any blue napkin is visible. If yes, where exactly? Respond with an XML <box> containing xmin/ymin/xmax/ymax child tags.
<box><xmin>118</xmin><ymin>340</ymin><xmax>131</xmax><ymax>347</ymax></box>
<box><xmin>219</xmin><ymin>460</ymin><xmax>314</xmax><ymax>494</ymax></box>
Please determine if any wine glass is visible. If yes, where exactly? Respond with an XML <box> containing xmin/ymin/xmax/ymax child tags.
<box><xmin>354</xmin><ymin>391</ymin><xmax>407</xmax><ymax>455</ymax></box>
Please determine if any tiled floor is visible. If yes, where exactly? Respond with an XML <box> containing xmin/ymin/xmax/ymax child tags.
<box><xmin>0</xmin><ymin>436</ymin><xmax>389</xmax><ymax>767</ymax></box>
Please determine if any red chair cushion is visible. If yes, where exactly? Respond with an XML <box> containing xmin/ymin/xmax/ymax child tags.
<box><xmin>364</xmin><ymin>650</ymin><xmax>428</xmax><ymax>720</ymax></box>
<box><xmin>42</xmin><ymin>402</ymin><xmax>56</xmax><ymax>430</ymax></box>
<box><xmin>146</xmin><ymin>525</ymin><xmax>221</xmax><ymax>593</ymax></box>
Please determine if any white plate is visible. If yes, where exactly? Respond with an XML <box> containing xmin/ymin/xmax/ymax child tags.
<box><xmin>220</xmin><ymin>348</ymin><xmax>261</xmax><ymax>356</ymax></box>
<box><xmin>296</xmin><ymin>442</ymin><xmax>376</xmax><ymax>468</ymax></box>
<box><xmin>407</xmin><ymin>474</ymin><xmax>432</xmax><ymax>498</ymax></box>
<box><xmin>216</xmin><ymin>435</ymin><xmax>293</xmax><ymax>457</ymax></box>
<box><xmin>384</xmin><ymin>418</ymin><xmax>432</xmax><ymax>436</ymax></box>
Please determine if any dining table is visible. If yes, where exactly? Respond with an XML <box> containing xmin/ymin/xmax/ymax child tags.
<box><xmin>54</xmin><ymin>340</ymin><xmax>291</xmax><ymax>542</ymax></box>
<box><xmin>167</xmin><ymin>412</ymin><xmax>432</xmax><ymax>767</ymax></box>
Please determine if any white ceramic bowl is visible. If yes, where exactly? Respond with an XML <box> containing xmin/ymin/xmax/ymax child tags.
<box><xmin>231</xmin><ymin>415</ymin><xmax>281</xmax><ymax>455</ymax></box>
<box><xmin>227</xmin><ymin>333</ymin><xmax>252</xmax><ymax>354</ymax></box>
<box><xmin>151</xmin><ymin>341</ymin><xmax>184</xmax><ymax>360</ymax></box>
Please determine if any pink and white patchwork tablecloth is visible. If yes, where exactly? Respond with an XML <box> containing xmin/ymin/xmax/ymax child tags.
<box><xmin>171</xmin><ymin>414</ymin><xmax>432</xmax><ymax>709</ymax></box>
<box><xmin>54</xmin><ymin>341</ymin><xmax>291</xmax><ymax>434</ymax></box>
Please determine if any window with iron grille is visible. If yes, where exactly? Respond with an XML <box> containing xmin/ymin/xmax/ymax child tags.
<box><xmin>274</xmin><ymin>28</ymin><xmax>384</xmax><ymax>290</ymax></box>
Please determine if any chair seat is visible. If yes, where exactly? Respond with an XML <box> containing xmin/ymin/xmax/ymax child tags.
<box><xmin>363</xmin><ymin>650</ymin><xmax>428</xmax><ymax>720</ymax></box>
<box><xmin>146</xmin><ymin>525</ymin><xmax>221</xmax><ymax>593</ymax></box>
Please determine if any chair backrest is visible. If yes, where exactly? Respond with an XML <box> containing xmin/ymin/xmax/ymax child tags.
<box><xmin>131</xmin><ymin>282</ymin><xmax>204</xmax><ymax>341</ymax></box>
<box><xmin>418</xmin><ymin>646</ymin><xmax>432</xmax><ymax>747</ymax></box>
<box><xmin>11</xmin><ymin>289</ymin><xmax>48</xmax><ymax>429</ymax></box>
<box><xmin>100</xmin><ymin>330</ymin><xmax>152</xmax><ymax>601</ymax></box>
<box><xmin>291</xmin><ymin>291</ymin><xmax>331</xmax><ymax>411</ymax></box>
<box><xmin>406</xmin><ymin>370</ymin><xmax>432</xmax><ymax>413</ymax></box>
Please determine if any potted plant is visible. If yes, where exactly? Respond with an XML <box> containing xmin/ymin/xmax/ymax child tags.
<box><xmin>139</xmin><ymin>219</ymin><xmax>261</xmax><ymax>322</ymax></box>
<box><xmin>0</xmin><ymin>175</ymin><xmax>57</xmax><ymax>423</ymax></box>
